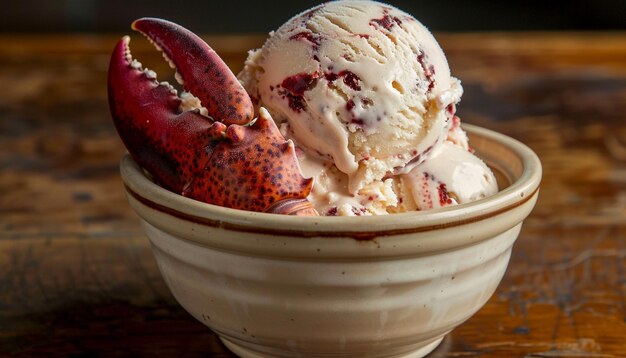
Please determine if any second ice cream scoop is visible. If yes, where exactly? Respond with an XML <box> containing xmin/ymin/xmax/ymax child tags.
<box><xmin>395</xmin><ymin>142</ymin><xmax>498</xmax><ymax>211</ymax></box>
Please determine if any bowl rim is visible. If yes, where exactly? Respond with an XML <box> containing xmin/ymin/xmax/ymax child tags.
<box><xmin>120</xmin><ymin>124</ymin><xmax>542</xmax><ymax>239</ymax></box>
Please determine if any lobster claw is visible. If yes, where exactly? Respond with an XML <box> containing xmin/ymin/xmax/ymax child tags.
<box><xmin>108</xmin><ymin>35</ymin><xmax>217</xmax><ymax>194</ymax></box>
<box><xmin>131</xmin><ymin>18</ymin><xmax>254</xmax><ymax>126</ymax></box>
<box><xmin>108</xmin><ymin>18</ymin><xmax>317</xmax><ymax>215</ymax></box>
<box><xmin>186</xmin><ymin>108</ymin><xmax>317</xmax><ymax>215</ymax></box>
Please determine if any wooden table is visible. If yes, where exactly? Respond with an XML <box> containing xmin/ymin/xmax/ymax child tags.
<box><xmin>1</xmin><ymin>32</ymin><xmax>625</xmax><ymax>357</ymax></box>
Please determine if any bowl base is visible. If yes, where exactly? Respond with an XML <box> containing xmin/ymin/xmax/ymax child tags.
<box><xmin>220</xmin><ymin>336</ymin><xmax>444</xmax><ymax>358</ymax></box>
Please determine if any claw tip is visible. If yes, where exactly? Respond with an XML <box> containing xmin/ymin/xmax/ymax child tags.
<box><xmin>256</xmin><ymin>107</ymin><xmax>274</xmax><ymax>128</ymax></box>
<box><xmin>259</xmin><ymin>107</ymin><xmax>270</xmax><ymax>118</ymax></box>
<box><xmin>130</xmin><ymin>19</ymin><xmax>142</xmax><ymax>31</ymax></box>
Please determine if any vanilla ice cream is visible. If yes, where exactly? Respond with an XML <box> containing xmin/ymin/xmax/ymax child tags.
<box><xmin>393</xmin><ymin>142</ymin><xmax>498</xmax><ymax>212</ymax></box>
<box><xmin>240</xmin><ymin>0</ymin><xmax>496</xmax><ymax>216</ymax></box>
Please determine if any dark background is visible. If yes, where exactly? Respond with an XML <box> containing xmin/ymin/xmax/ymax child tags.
<box><xmin>2</xmin><ymin>0</ymin><xmax>625</xmax><ymax>33</ymax></box>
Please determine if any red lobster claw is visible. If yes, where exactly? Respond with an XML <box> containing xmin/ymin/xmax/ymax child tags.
<box><xmin>108</xmin><ymin>18</ymin><xmax>317</xmax><ymax>216</ymax></box>
<box><xmin>131</xmin><ymin>18</ymin><xmax>253</xmax><ymax>126</ymax></box>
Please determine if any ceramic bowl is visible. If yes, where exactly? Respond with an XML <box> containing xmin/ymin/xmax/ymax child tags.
<box><xmin>120</xmin><ymin>124</ymin><xmax>541</xmax><ymax>358</ymax></box>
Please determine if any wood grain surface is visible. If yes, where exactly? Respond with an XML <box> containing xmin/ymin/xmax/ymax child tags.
<box><xmin>1</xmin><ymin>32</ymin><xmax>625</xmax><ymax>357</ymax></box>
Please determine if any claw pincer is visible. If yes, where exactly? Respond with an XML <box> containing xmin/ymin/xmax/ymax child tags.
<box><xmin>108</xmin><ymin>18</ymin><xmax>317</xmax><ymax>215</ymax></box>
<box><xmin>131</xmin><ymin>18</ymin><xmax>254</xmax><ymax>126</ymax></box>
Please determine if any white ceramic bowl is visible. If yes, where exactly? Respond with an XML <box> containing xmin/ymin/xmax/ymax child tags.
<box><xmin>120</xmin><ymin>124</ymin><xmax>541</xmax><ymax>358</ymax></box>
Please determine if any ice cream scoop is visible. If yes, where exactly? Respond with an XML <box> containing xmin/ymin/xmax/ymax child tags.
<box><xmin>239</xmin><ymin>0</ymin><xmax>463</xmax><ymax>194</ymax></box>
<box><xmin>394</xmin><ymin>142</ymin><xmax>498</xmax><ymax>211</ymax></box>
<box><xmin>239</xmin><ymin>0</ymin><xmax>495</xmax><ymax>215</ymax></box>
